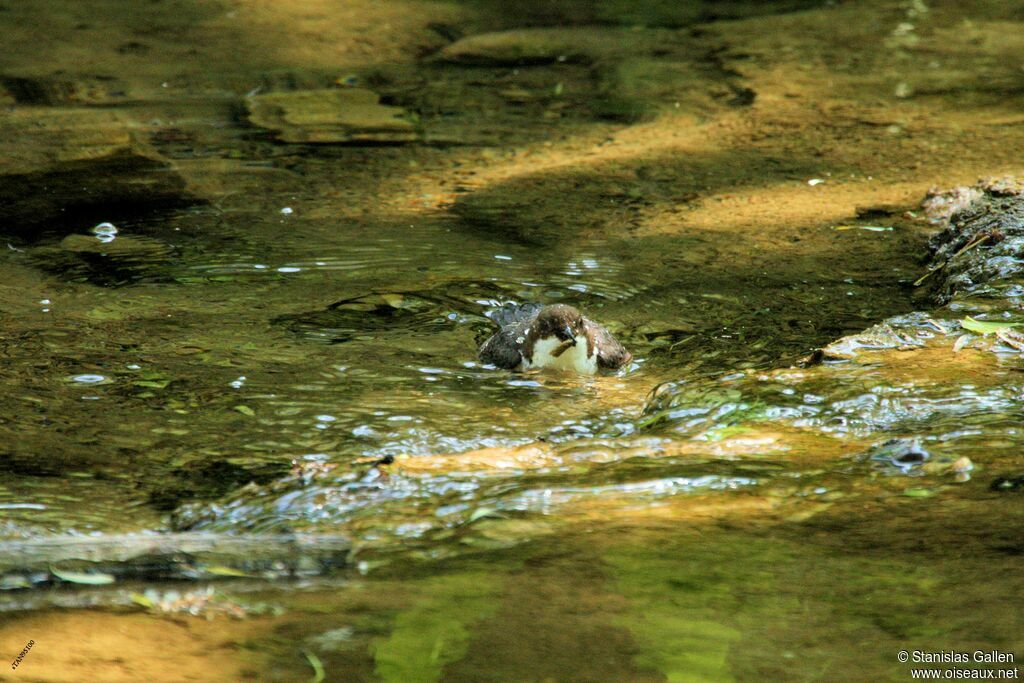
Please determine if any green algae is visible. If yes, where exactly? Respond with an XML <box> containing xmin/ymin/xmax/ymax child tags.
<box><xmin>370</xmin><ymin>572</ymin><xmax>503</xmax><ymax>683</ymax></box>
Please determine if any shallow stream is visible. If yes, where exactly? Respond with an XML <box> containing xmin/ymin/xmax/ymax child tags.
<box><xmin>2</xmin><ymin>0</ymin><xmax>1024</xmax><ymax>680</ymax></box>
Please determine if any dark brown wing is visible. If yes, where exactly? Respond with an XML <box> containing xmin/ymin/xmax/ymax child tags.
<box><xmin>479</xmin><ymin>320</ymin><xmax>530</xmax><ymax>369</ymax></box>
<box><xmin>584</xmin><ymin>319</ymin><xmax>632</xmax><ymax>370</ymax></box>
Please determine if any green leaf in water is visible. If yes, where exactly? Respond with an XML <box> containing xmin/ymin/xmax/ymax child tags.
<box><xmin>467</xmin><ymin>507</ymin><xmax>503</xmax><ymax>524</ymax></box>
<box><xmin>130</xmin><ymin>592</ymin><xmax>154</xmax><ymax>608</ymax></box>
<box><xmin>704</xmin><ymin>425</ymin><xmax>752</xmax><ymax>442</ymax></box>
<box><xmin>636</xmin><ymin>410</ymin><xmax>670</xmax><ymax>430</ymax></box>
<box><xmin>204</xmin><ymin>565</ymin><xmax>254</xmax><ymax>578</ymax></box>
<box><xmin>303</xmin><ymin>650</ymin><xmax>326</xmax><ymax>683</ymax></box>
<box><xmin>50</xmin><ymin>566</ymin><xmax>115</xmax><ymax>585</ymax></box>
<box><xmin>960</xmin><ymin>316</ymin><xmax>1018</xmax><ymax>335</ymax></box>
<box><xmin>234</xmin><ymin>405</ymin><xmax>256</xmax><ymax>417</ymax></box>
<box><xmin>903</xmin><ymin>488</ymin><xmax>936</xmax><ymax>498</ymax></box>
<box><xmin>134</xmin><ymin>379</ymin><xmax>171</xmax><ymax>389</ymax></box>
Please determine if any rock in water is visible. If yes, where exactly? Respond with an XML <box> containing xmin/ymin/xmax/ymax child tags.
<box><xmin>246</xmin><ymin>88</ymin><xmax>417</xmax><ymax>144</ymax></box>
<box><xmin>59</xmin><ymin>233</ymin><xmax>173</xmax><ymax>262</ymax></box>
<box><xmin>0</xmin><ymin>108</ymin><xmax>189</xmax><ymax>240</ymax></box>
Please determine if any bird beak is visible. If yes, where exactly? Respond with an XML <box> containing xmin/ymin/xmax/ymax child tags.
<box><xmin>562</xmin><ymin>325</ymin><xmax>576</xmax><ymax>345</ymax></box>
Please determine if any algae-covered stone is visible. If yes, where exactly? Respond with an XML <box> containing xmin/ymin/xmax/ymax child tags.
<box><xmin>246</xmin><ymin>88</ymin><xmax>417</xmax><ymax>144</ymax></box>
<box><xmin>818</xmin><ymin>321</ymin><xmax>924</xmax><ymax>361</ymax></box>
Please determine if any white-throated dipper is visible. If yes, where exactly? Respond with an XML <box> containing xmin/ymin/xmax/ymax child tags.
<box><xmin>479</xmin><ymin>303</ymin><xmax>631</xmax><ymax>374</ymax></box>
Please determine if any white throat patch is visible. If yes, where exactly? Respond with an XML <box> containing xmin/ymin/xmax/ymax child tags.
<box><xmin>524</xmin><ymin>335</ymin><xmax>598</xmax><ymax>374</ymax></box>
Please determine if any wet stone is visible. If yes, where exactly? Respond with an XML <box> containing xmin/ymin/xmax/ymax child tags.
<box><xmin>922</xmin><ymin>177</ymin><xmax>1024</xmax><ymax>304</ymax></box>
<box><xmin>245</xmin><ymin>88</ymin><xmax>418</xmax><ymax>144</ymax></box>
<box><xmin>868</xmin><ymin>438</ymin><xmax>929</xmax><ymax>474</ymax></box>
<box><xmin>816</xmin><ymin>318</ymin><xmax>927</xmax><ymax>361</ymax></box>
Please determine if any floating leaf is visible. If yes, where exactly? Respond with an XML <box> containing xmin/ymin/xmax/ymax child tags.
<box><xmin>467</xmin><ymin>507</ymin><xmax>503</xmax><ymax>524</ymax></box>
<box><xmin>130</xmin><ymin>592</ymin><xmax>154</xmax><ymax>608</ymax></box>
<box><xmin>50</xmin><ymin>566</ymin><xmax>115</xmax><ymax>585</ymax></box>
<box><xmin>304</xmin><ymin>650</ymin><xmax>326</xmax><ymax>683</ymax></box>
<box><xmin>704</xmin><ymin>425</ymin><xmax>752</xmax><ymax>442</ymax></box>
<box><xmin>960</xmin><ymin>316</ymin><xmax>1018</xmax><ymax>335</ymax></box>
<box><xmin>234</xmin><ymin>405</ymin><xmax>256</xmax><ymax>417</ymax></box>
<box><xmin>134</xmin><ymin>379</ymin><xmax>171</xmax><ymax>389</ymax></box>
<box><xmin>204</xmin><ymin>565</ymin><xmax>254</xmax><ymax>578</ymax></box>
<box><xmin>952</xmin><ymin>334</ymin><xmax>972</xmax><ymax>353</ymax></box>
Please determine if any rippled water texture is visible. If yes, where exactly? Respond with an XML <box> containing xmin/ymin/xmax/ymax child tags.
<box><xmin>2</xmin><ymin>0</ymin><xmax>1024</xmax><ymax>680</ymax></box>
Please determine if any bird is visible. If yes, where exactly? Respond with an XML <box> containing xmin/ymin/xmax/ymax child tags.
<box><xmin>478</xmin><ymin>303</ymin><xmax>631</xmax><ymax>374</ymax></box>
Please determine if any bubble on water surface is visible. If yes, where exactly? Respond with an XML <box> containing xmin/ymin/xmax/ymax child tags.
<box><xmin>91</xmin><ymin>222</ymin><xmax>119</xmax><ymax>243</ymax></box>
<box><xmin>68</xmin><ymin>374</ymin><xmax>108</xmax><ymax>384</ymax></box>
<box><xmin>506</xmin><ymin>379</ymin><xmax>541</xmax><ymax>387</ymax></box>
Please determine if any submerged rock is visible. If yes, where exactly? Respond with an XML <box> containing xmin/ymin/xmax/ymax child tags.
<box><xmin>58</xmin><ymin>233</ymin><xmax>173</xmax><ymax>261</ymax></box>
<box><xmin>275</xmin><ymin>282</ymin><xmax>521</xmax><ymax>344</ymax></box>
<box><xmin>434</xmin><ymin>27</ymin><xmax>668</xmax><ymax>66</ymax></box>
<box><xmin>245</xmin><ymin>88</ymin><xmax>418</xmax><ymax>144</ymax></box>
<box><xmin>0</xmin><ymin>532</ymin><xmax>350</xmax><ymax>587</ymax></box>
<box><xmin>0</xmin><ymin>109</ymin><xmax>190</xmax><ymax>240</ymax></box>
<box><xmin>24</xmin><ymin>230</ymin><xmax>177</xmax><ymax>286</ymax></box>
<box><xmin>0</xmin><ymin>74</ymin><xmax>132</xmax><ymax>106</ymax></box>
<box><xmin>868</xmin><ymin>438</ymin><xmax>929</xmax><ymax>473</ymax></box>
<box><xmin>817</xmin><ymin>319</ymin><xmax>926</xmax><ymax>361</ymax></box>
